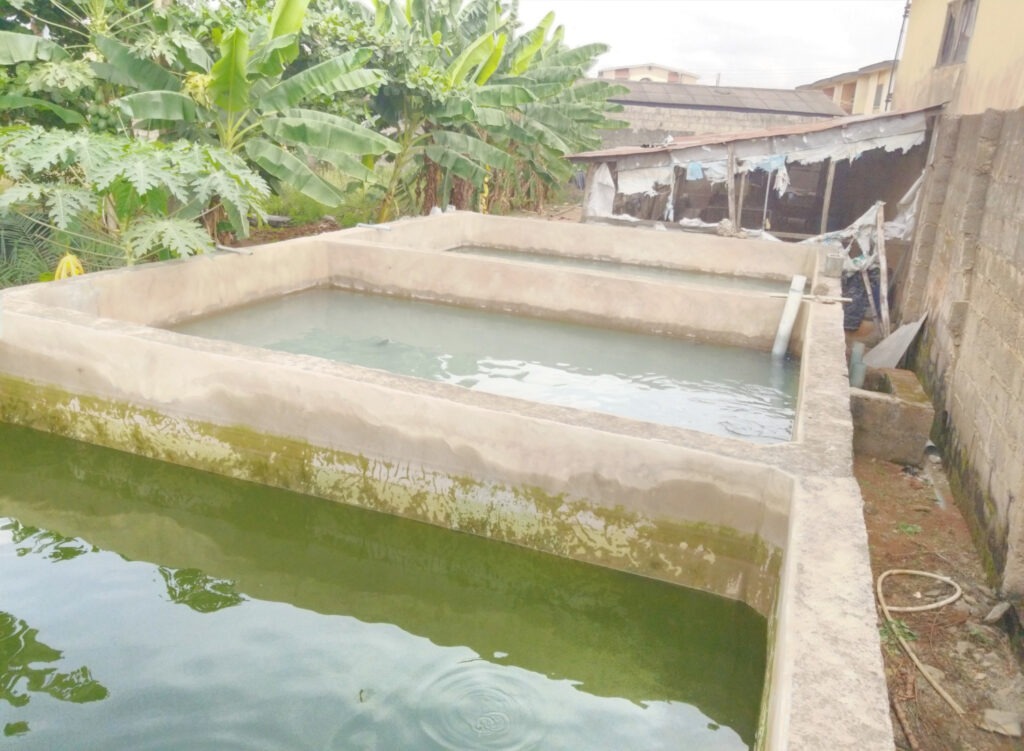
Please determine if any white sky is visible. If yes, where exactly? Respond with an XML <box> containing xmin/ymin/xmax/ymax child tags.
<box><xmin>516</xmin><ymin>0</ymin><xmax>908</xmax><ymax>89</ymax></box>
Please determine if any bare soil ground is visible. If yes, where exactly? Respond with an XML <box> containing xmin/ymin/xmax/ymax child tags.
<box><xmin>856</xmin><ymin>455</ymin><xmax>1024</xmax><ymax>750</ymax></box>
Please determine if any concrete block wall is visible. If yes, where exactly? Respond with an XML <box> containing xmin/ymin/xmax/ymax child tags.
<box><xmin>900</xmin><ymin>108</ymin><xmax>1024</xmax><ymax>594</ymax></box>
<box><xmin>600</xmin><ymin>106</ymin><xmax>832</xmax><ymax>148</ymax></box>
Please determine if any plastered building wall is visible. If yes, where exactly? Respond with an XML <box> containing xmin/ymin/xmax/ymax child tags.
<box><xmin>900</xmin><ymin>108</ymin><xmax>1024</xmax><ymax>594</ymax></box>
<box><xmin>601</xmin><ymin>106</ymin><xmax>830</xmax><ymax>148</ymax></box>
<box><xmin>894</xmin><ymin>0</ymin><xmax>1024</xmax><ymax>115</ymax></box>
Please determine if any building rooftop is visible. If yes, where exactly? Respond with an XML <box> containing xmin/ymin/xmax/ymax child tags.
<box><xmin>570</xmin><ymin>106</ymin><xmax>937</xmax><ymax>162</ymax></box>
<box><xmin>798</xmin><ymin>61</ymin><xmax>897</xmax><ymax>90</ymax></box>
<box><xmin>598</xmin><ymin>63</ymin><xmax>699</xmax><ymax>79</ymax></box>
<box><xmin>606</xmin><ymin>79</ymin><xmax>846</xmax><ymax>116</ymax></box>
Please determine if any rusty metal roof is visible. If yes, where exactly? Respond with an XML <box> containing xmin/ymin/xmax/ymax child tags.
<box><xmin>606</xmin><ymin>79</ymin><xmax>846</xmax><ymax>116</ymax></box>
<box><xmin>570</xmin><ymin>107</ymin><xmax>940</xmax><ymax>162</ymax></box>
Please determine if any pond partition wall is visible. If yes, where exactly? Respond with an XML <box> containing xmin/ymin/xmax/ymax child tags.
<box><xmin>0</xmin><ymin>213</ymin><xmax>892</xmax><ymax>749</ymax></box>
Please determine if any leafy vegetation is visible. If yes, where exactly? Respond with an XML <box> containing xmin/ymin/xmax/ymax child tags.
<box><xmin>0</xmin><ymin>0</ymin><xmax>623</xmax><ymax>286</ymax></box>
<box><xmin>0</xmin><ymin>125</ymin><xmax>269</xmax><ymax>285</ymax></box>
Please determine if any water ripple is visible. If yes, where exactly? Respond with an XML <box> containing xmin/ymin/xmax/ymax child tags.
<box><xmin>417</xmin><ymin>661</ymin><xmax>546</xmax><ymax>751</ymax></box>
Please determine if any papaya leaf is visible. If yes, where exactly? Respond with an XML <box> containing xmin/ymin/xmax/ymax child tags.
<box><xmin>123</xmin><ymin>217</ymin><xmax>214</xmax><ymax>260</ymax></box>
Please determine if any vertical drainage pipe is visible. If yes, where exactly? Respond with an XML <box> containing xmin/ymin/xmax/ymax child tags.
<box><xmin>772</xmin><ymin>275</ymin><xmax>806</xmax><ymax>360</ymax></box>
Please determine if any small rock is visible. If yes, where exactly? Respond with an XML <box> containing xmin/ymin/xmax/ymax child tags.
<box><xmin>983</xmin><ymin>601</ymin><xmax>1012</xmax><ymax>624</ymax></box>
<box><xmin>977</xmin><ymin>584</ymin><xmax>996</xmax><ymax>599</ymax></box>
<box><xmin>962</xmin><ymin>592</ymin><xmax>977</xmax><ymax>605</ymax></box>
<box><xmin>980</xmin><ymin>708</ymin><xmax>1023</xmax><ymax>737</ymax></box>
<box><xmin>920</xmin><ymin>663</ymin><xmax>945</xmax><ymax>682</ymax></box>
<box><xmin>955</xmin><ymin>640</ymin><xmax>971</xmax><ymax>656</ymax></box>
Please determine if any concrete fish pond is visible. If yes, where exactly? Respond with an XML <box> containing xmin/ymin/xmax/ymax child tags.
<box><xmin>0</xmin><ymin>213</ymin><xmax>892</xmax><ymax>749</ymax></box>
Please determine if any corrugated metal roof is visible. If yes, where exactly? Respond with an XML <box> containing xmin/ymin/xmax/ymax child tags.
<box><xmin>570</xmin><ymin>106</ymin><xmax>939</xmax><ymax>162</ymax></box>
<box><xmin>606</xmin><ymin>79</ymin><xmax>846</xmax><ymax>116</ymax></box>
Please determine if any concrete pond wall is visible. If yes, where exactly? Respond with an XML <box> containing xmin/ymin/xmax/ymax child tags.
<box><xmin>0</xmin><ymin>213</ymin><xmax>892</xmax><ymax>749</ymax></box>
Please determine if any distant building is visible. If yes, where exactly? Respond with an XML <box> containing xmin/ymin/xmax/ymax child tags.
<box><xmin>597</xmin><ymin>64</ymin><xmax>699</xmax><ymax>85</ymax></box>
<box><xmin>892</xmin><ymin>0</ymin><xmax>1024</xmax><ymax>114</ymax></box>
<box><xmin>599</xmin><ymin>80</ymin><xmax>844</xmax><ymax>149</ymax></box>
<box><xmin>798</xmin><ymin>61</ymin><xmax>897</xmax><ymax>115</ymax></box>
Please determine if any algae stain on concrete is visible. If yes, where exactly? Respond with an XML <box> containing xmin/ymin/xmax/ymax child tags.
<box><xmin>0</xmin><ymin>373</ymin><xmax>779</xmax><ymax>613</ymax></box>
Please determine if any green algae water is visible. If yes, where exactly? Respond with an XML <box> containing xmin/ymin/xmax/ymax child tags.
<box><xmin>0</xmin><ymin>424</ymin><xmax>767</xmax><ymax>750</ymax></box>
<box><xmin>448</xmin><ymin>245</ymin><xmax>792</xmax><ymax>293</ymax></box>
<box><xmin>171</xmin><ymin>288</ymin><xmax>799</xmax><ymax>443</ymax></box>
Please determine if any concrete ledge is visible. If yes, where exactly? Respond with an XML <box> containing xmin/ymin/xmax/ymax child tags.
<box><xmin>0</xmin><ymin>213</ymin><xmax>892</xmax><ymax>750</ymax></box>
<box><xmin>851</xmin><ymin>367</ymin><xmax>934</xmax><ymax>466</ymax></box>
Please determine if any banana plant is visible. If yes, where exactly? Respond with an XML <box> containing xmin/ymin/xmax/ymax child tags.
<box><xmin>0</xmin><ymin>0</ymin><xmax>399</xmax><ymax>208</ymax></box>
<box><xmin>107</xmin><ymin>0</ymin><xmax>399</xmax><ymax>207</ymax></box>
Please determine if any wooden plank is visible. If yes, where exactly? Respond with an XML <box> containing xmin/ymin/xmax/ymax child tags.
<box><xmin>737</xmin><ymin>171</ymin><xmax>748</xmax><ymax>230</ymax></box>
<box><xmin>875</xmin><ymin>201</ymin><xmax>892</xmax><ymax>338</ymax></box>
<box><xmin>818</xmin><ymin>159</ymin><xmax>837</xmax><ymax>234</ymax></box>
<box><xmin>819</xmin><ymin>159</ymin><xmax>837</xmax><ymax>235</ymax></box>
<box><xmin>726</xmin><ymin>146</ymin><xmax>737</xmax><ymax>226</ymax></box>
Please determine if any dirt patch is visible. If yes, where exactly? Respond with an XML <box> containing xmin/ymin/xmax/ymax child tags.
<box><xmin>856</xmin><ymin>455</ymin><xmax>1024</xmax><ymax>750</ymax></box>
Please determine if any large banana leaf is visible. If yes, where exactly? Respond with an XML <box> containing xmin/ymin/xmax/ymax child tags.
<box><xmin>259</xmin><ymin>50</ymin><xmax>381</xmax><ymax>112</ymax></box>
<box><xmin>0</xmin><ymin>31</ymin><xmax>69</xmax><ymax>64</ymax></box>
<box><xmin>423</xmin><ymin>144</ymin><xmax>486</xmax><ymax>184</ymax></box>
<box><xmin>92</xmin><ymin>36</ymin><xmax>179</xmax><ymax>92</ymax></box>
<box><xmin>474</xmin><ymin>33</ymin><xmax>506</xmax><ymax>85</ymax></box>
<box><xmin>299</xmin><ymin>145</ymin><xmax>377</xmax><ymax>183</ymax></box>
<box><xmin>265</xmin><ymin>109</ymin><xmax>397</xmax><ymax>155</ymax></box>
<box><xmin>444</xmin><ymin>30</ymin><xmax>496</xmax><ymax>89</ymax></box>
<box><xmin>509</xmin><ymin>12</ymin><xmax>553</xmax><ymax>75</ymax></box>
<box><xmin>0</xmin><ymin>96</ymin><xmax>84</xmax><ymax>124</ymax></box>
<box><xmin>269</xmin><ymin>0</ymin><xmax>312</xmax><ymax>40</ymax></box>
<box><xmin>210</xmin><ymin>29</ymin><xmax>251</xmax><ymax>113</ymax></box>
<box><xmin>431</xmin><ymin>130</ymin><xmax>512</xmax><ymax>171</ymax></box>
<box><xmin>113</xmin><ymin>92</ymin><xmax>198</xmax><ymax>123</ymax></box>
<box><xmin>244</xmin><ymin>138</ymin><xmax>345</xmax><ymax>206</ymax></box>
<box><xmin>265</xmin><ymin>0</ymin><xmax>311</xmax><ymax>74</ymax></box>
<box><xmin>247</xmin><ymin>33</ymin><xmax>298</xmax><ymax>77</ymax></box>
<box><xmin>542</xmin><ymin>43</ymin><xmax>609</xmax><ymax>69</ymax></box>
<box><xmin>469</xmin><ymin>84</ymin><xmax>534</xmax><ymax>108</ymax></box>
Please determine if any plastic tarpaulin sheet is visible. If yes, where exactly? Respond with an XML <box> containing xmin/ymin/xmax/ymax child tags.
<box><xmin>585</xmin><ymin>163</ymin><xmax>616</xmax><ymax>218</ymax></box>
<box><xmin>616</xmin><ymin>165</ymin><xmax>675</xmax><ymax>196</ymax></box>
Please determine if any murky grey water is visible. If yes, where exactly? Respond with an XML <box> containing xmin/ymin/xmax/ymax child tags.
<box><xmin>448</xmin><ymin>245</ymin><xmax>792</xmax><ymax>293</ymax></box>
<box><xmin>171</xmin><ymin>289</ymin><xmax>798</xmax><ymax>442</ymax></box>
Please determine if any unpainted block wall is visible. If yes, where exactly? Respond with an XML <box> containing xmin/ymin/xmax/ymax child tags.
<box><xmin>600</xmin><ymin>106</ymin><xmax>833</xmax><ymax>148</ymax></box>
<box><xmin>901</xmin><ymin>108</ymin><xmax>1024</xmax><ymax>594</ymax></box>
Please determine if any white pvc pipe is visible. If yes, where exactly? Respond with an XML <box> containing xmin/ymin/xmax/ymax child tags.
<box><xmin>772</xmin><ymin>274</ymin><xmax>806</xmax><ymax>360</ymax></box>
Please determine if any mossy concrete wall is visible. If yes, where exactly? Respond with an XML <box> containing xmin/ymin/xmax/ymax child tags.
<box><xmin>0</xmin><ymin>213</ymin><xmax>892</xmax><ymax>750</ymax></box>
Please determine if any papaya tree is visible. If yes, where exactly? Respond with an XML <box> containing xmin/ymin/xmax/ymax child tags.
<box><xmin>0</xmin><ymin>124</ymin><xmax>270</xmax><ymax>287</ymax></box>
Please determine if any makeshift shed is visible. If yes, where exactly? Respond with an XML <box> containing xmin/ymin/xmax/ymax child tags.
<box><xmin>572</xmin><ymin>108</ymin><xmax>937</xmax><ymax>241</ymax></box>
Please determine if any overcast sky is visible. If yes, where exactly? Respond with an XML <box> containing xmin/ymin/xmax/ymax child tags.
<box><xmin>516</xmin><ymin>0</ymin><xmax>908</xmax><ymax>89</ymax></box>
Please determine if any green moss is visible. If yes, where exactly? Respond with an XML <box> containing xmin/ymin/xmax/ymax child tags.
<box><xmin>0</xmin><ymin>372</ymin><xmax>781</xmax><ymax>613</ymax></box>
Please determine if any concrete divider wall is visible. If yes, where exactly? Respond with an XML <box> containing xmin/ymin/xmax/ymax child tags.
<box><xmin>346</xmin><ymin>213</ymin><xmax>818</xmax><ymax>280</ymax></box>
<box><xmin>0</xmin><ymin>215</ymin><xmax>892</xmax><ymax>750</ymax></box>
